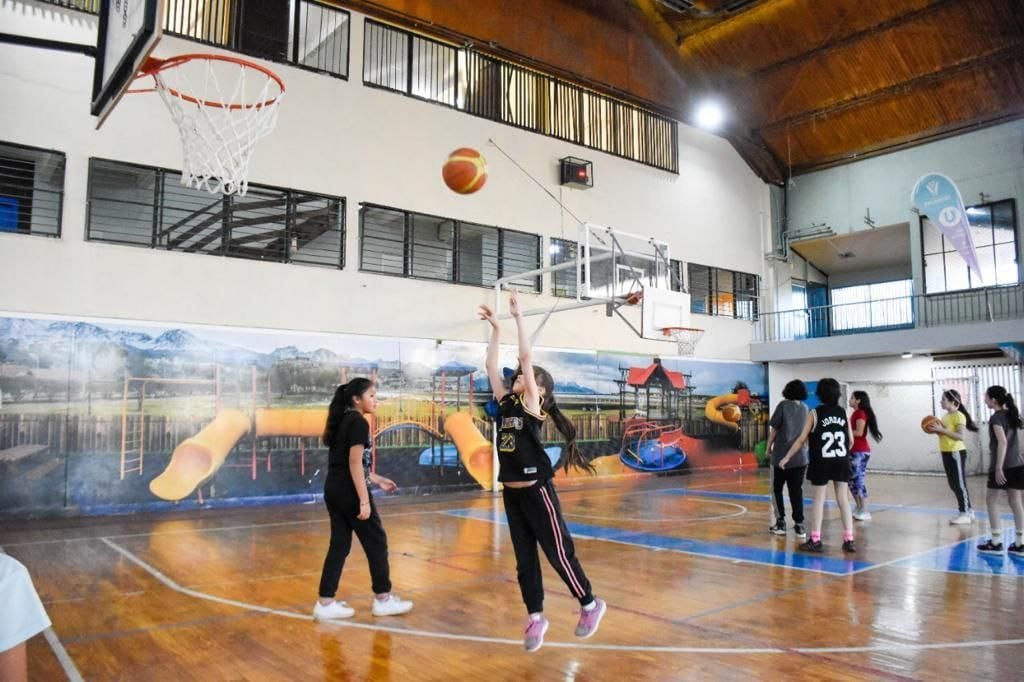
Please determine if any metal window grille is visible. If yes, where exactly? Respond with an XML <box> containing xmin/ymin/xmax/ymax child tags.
<box><xmin>35</xmin><ymin>0</ymin><xmax>98</xmax><ymax>11</ymax></box>
<box><xmin>359</xmin><ymin>203</ymin><xmax>541</xmax><ymax>291</ymax></box>
<box><xmin>688</xmin><ymin>263</ymin><xmax>759</xmax><ymax>320</ymax></box>
<box><xmin>87</xmin><ymin>158</ymin><xmax>344</xmax><ymax>268</ymax></box>
<box><xmin>0</xmin><ymin>142</ymin><xmax>65</xmax><ymax>238</ymax></box>
<box><xmin>363</xmin><ymin>20</ymin><xmax>678</xmax><ymax>173</ymax></box>
<box><xmin>457</xmin><ymin>222</ymin><xmax>500</xmax><ymax>286</ymax></box>
<box><xmin>550</xmin><ymin>237</ymin><xmax>580</xmax><ymax>298</ymax></box>
<box><xmin>38</xmin><ymin>0</ymin><xmax>350</xmax><ymax>78</ymax></box>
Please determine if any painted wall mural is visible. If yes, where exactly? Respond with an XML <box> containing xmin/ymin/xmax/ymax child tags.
<box><xmin>0</xmin><ymin>313</ymin><xmax>768</xmax><ymax>517</ymax></box>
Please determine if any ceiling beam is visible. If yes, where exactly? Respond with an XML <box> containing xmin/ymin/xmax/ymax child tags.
<box><xmin>757</xmin><ymin>41</ymin><xmax>1024</xmax><ymax>135</ymax></box>
<box><xmin>730</xmin><ymin>0</ymin><xmax>960</xmax><ymax>83</ymax></box>
<box><xmin>633</xmin><ymin>0</ymin><xmax>786</xmax><ymax>183</ymax></box>
<box><xmin>791</xmin><ymin>108</ymin><xmax>1024</xmax><ymax>176</ymax></box>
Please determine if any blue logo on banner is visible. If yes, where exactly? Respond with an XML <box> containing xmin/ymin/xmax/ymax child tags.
<box><xmin>911</xmin><ymin>173</ymin><xmax>983</xmax><ymax>281</ymax></box>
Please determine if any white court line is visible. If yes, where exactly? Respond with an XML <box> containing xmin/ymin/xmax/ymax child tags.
<box><xmin>99</xmin><ymin>538</ymin><xmax>1024</xmax><ymax>655</ymax></box>
<box><xmin>0</xmin><ymin>546</ymin><xmax>84</xmax><ymax>682</ymax></box>
<box><xmin>850</xmin><ymin>531</ymin><xmax>993</xmax><ymax>575</ymax></box>
<box><xmin>565</xmin><ymin>500</ymin><xmax>747</xmax><ymax>523</ymax></box>
<box><xmin>42</xmin><ymin>628</ymin><xmax>85</xmax><ymax>682</ymax></box>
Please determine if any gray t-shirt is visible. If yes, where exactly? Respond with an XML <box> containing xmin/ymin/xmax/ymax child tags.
<box><xmin>770</xmin><ymin>400</ymin><xmax>809</xmax><ymax>468</ymax></box>
<box><xmin>988</xmin><ymin>410</ymin><xmax>1023</xmax><ymax>470</ymax></box>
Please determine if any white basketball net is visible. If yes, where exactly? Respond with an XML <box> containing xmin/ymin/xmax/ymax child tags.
<box><xmin>149</xmin><ymin>57</ymin><xmax>284</xmax><ymax>196</ymax></box>
<box><xmin>664</xmin><ymin>328</ymin><xmax>704</xmax><ymax>356</ymax></box>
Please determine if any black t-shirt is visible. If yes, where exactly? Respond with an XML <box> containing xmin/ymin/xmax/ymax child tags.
<box><xmin>809</xmin><ymin>404</ymin><xmax>850</xmax><ymax>462</ymax></box>
<box><xmin>327</xmin><ymin>410</ymin><xmax>372</xmax><ymax>489</ymax></box>
<box><xmin>497</xmin><ymin>394</ymin><xmax>553</xmax><ymax>483</ymax></box>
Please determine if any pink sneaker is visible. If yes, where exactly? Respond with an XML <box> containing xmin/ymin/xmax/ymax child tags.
<box><xmin>574</xmin><ymin>598</ymin><xmax>607</xmax><ymax>638</ymax></box>
<box><xmin>524</xmin><ymin>615</ymin><xmax>549</xmax><ymax>652</ymax></box>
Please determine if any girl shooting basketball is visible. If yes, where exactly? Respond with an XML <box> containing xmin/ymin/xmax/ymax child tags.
<box><xmin>479</xmin><ymin>289</ymin><xmax>606</xmax><ymax>652</ymax></box>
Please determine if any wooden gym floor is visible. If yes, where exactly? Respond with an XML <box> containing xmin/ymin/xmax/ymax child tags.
<box><xmin>3</xmin><ymin>471</ymin><xmax>1022</xmax><ymax>681</ymax></box>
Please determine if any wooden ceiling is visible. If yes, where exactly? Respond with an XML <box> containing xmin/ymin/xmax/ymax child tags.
<box><xmin>336</xmin><ymin>0</ymin><xmax>1024</xmax><ymax>185</ymax></box>
<box><xmin>642</xmin><ymin>0</ymin><xmax>1024</xmax><ymax>183</ymax></box>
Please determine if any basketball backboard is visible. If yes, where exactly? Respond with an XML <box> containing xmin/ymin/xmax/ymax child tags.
<box><xmin>494</xmin><ymin>222</ymin><xmax>692</xmax><ymax>346</ymax></box>
<box><xmin>92</xmin><ymin>0</ymin><xmax>164</xmax><ymax>125</ymax></box>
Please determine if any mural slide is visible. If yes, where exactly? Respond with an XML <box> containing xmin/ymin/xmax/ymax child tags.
<box><xmin>149</xmin><ymin>409</ymin><xmax>251</xmax><ymax>501</ymax></box>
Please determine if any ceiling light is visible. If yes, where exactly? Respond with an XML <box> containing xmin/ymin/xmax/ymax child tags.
<box><xmin>901</xmin><ymin>352</ymin><xmax>913</xmax><ymax>359</ymax></box>
<box><xmin>694</xmin><ymin>100</ymin><xmax>725</xmax><ymax>131</ymax></box>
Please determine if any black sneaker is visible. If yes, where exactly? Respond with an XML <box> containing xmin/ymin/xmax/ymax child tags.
<box><xmin>1008</xmin><ymin>543</ymin><xmax>1024</xmax><ymax>557</ymax></box>
<box><xmin>977</xmin><ymin>540</ymin><xmax>1004</xmax><ymax>554</ymax></box>
<box><xmin>842</xmin><ymin>539</ymin><xmax>856</xmax><ymax>553</ymax></box>
<box><xmin>770</xmin><ymin>520</ymin><xmax>786</xmax><ymax>535</ymax></box>
<box><xmin>799</xmin><ymin>539</ymin><xmax>822</xmax><ymax>553</ymax></box>
<box><xmin>793</xmin><ymin>524</ymin><xmax>807</xmax><ymax>539</ymax></box>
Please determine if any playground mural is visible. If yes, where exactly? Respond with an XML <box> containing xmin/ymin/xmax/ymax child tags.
<box><xmin>0</xmin><ymin>313</ymin><xmax>768</xmax><ymax>516</ymax></box>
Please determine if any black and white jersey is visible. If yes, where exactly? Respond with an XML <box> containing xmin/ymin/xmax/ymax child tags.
<box><xmin>496</xmin><ymin>394</ymin><xmax>553</xmax><ymax>483</ymax></box>
<box><xmin>810</xmin><ymin>404</ymin><xmax>850</xmax><ymax>461</ymax></box>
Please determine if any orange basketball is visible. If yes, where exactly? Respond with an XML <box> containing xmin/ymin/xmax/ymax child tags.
<box><xmin>721</xmin><ymin>404</ymin><xmax>742</xmax><ymax>423</ymax></box>
<box><xmin>921</xmin><ymin>415</ymin><xmax>941</xmax><ymax>434</ymax></box>
<box><xmin>442</xmin><ymin>147</ymin><xmax>487</xmax><ymax>194</ymax></box>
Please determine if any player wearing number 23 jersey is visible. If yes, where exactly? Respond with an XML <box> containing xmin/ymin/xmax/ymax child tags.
<box><xmin>808</xmin><ymin>403</ymin><xmax>852</xmax><ymax>486</ymax></box>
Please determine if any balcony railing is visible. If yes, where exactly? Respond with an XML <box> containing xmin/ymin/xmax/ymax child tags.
<box><xmin>754</xmin><ymin>283</ymin><xmax>1024</xmax><ymax>343</ymax></box>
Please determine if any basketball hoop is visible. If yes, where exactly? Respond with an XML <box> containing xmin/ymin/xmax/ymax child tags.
<box><xmin>132</xmin><ymin>54</ymin><xmax>285</xmax><ymax>196</ymax></box>
<box><xmin>662</xmin><ymin>326</ymin><xmax>704</xmax><ymax>356</ymax></box>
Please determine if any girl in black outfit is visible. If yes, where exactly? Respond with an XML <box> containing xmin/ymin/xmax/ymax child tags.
<box><xmin>780</xmin><ymin>378</ymin><xmax>856</xmax><ymax>554</ymax></box>
<box><xmin>479</xmin><ymin>289</ymin><xmax>606</xmax><ymax>653</ymax></box>
<box><xmin>314</xmin><ymin>378</ymin><xmax>412</xmax><ymax>620</ymax></box>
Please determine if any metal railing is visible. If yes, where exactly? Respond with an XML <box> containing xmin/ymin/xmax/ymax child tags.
<box><xmin>754</xmin><ymin>283</ymin><xmax>1024</xmax><ymax>343</ymax></box>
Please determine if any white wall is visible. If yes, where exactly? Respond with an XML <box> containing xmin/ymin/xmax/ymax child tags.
<box><xmin>772</xmin><ymin>119</ymin><xmax>1024</xmax><ymax>304</ymax></box>
<box><xmin>769</xmin><ymin>356</ymin><xmax>946</xmax><ymax>473</ymax></box>
<box><xmin>0</xmin><ymin>1</ymin><xmax>768</xmax><ymax>360</ymax></box>
<box><xmin>769</xmin><ymin>357</ymin><xmax>1022</xmax><ymax>475</ymax></box>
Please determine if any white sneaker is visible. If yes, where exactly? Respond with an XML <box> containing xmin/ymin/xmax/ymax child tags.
<box><xmin>372</xmin><ymin>594</ymin><xmax>413</xmax><ymax>617</ymax></box>
<box><xmin>853</xmin><ymin>511</ymin><xmax>872</xmax><ymax>521</ymax></box>
<box><xmin>949</xmin><ymin>513</ymin><xmax>974</xmax><ymax>525</ymax></box>
<box><xmin>313</xmin><ymin>600</ymin><xmax>355</xmax><ymax>620</ymax></box>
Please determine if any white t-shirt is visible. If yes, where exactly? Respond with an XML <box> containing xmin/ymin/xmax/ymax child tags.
<box><xmin>0</xmin><ymin>554</ymin><xmax>51</xmax><ymax>652</ymax></box>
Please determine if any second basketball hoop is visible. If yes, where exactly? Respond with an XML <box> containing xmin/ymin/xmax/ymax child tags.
<box><xmin>132</xmin><ymin>54</ymin><xmax>285</xmax><ymax>196</ymax></box>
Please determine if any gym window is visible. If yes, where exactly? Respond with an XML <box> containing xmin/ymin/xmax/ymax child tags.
<box><xmin>830</xmin><ymin>279</ymin><xmax>914</xmax><ymax>332</ymax></box>
<box><xmin>550</xmin><ymin>238</ymin><xmax>580</xmax><ymax>298</ymax></box>
<box><xmin>0</xmin><ymin>141</ymin><xmax>64</xmax><ymax>238</ymax></box>
<box><xmin>38</xmin><ymin>1</ymin><xmax>351</xmax><ymax>79</ymax></box>
<box><xmin>362</xmin><ymin>20</ymin><xmax>678</xmax><ymax>173</ymax></box>
<box><xmin>688</xmin><ymin>264</ymin><xmax>759</xmax><ymax>320</ymax></box>
<box><xmin>86</xmin><ymin>158</ymin><xmax>345</xmax><ymax>269</ymax></box>
<box><xmin>921</xmin><ymin>199</ymin><xmax>1019</xmax><ymax>293</ymax></box>
<box><xmin>359</xmin><ymin>204</ymin><xmax>541</xmax><ymax>292</ymax></box>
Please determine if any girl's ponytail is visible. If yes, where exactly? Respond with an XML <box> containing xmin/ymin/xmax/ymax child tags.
<box><xmin>943</xmin><ymin>389</ymin><xmax>979</xmax><ymax>432</ymax></box>
<box><xmin>1005</xmin><ymin>394</ymin><xmax>1023</xmax><ymax>430</ymax></box>
<box><xmin>547</xmin><ymin>402</ymin><xmax>594</xmax><ymax>474</ymax></box>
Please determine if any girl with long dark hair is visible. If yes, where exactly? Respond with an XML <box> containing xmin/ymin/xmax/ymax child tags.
<box><xmin>977</xmin><ymin>385</ymin><xmax>1024</xmax><ymax>556</ymax></box>
<box><xmin>928</xmin><ymin>389</ymin><xmax>979</xmax><ymax>524</ymax></box>
<box><xmin>848</xmin><ymin>390</ymin><xmax>882</xmax><ymax>521</ymax></box>
<box><xmin>478</xmin><ymin>289</ymin><xmax>604</xmax><ymax>653</ymax></box>
<box><xmin>313</xmin><ymin>378</ymin><xmax>413</xmax><ymax>620</ymax></box>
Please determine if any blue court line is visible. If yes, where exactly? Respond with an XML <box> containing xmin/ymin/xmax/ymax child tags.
<box><xmin>445</xmin><ymin>508</ymin><xmax>873</xmax><ymax>575</ymax></box>
<box><xmin>655</xmin><ymin>488</ymin><xmax>1018</xmax><ymax>520</ymax></box>
<box><xmin>893</xmin><ymin>529</ymin><xmax>1024</xmax><ymax>577</ymax></box>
